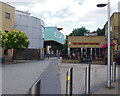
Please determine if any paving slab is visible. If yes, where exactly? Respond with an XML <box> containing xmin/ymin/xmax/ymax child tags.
<box><xmin>58</xmin><ymin>59</ymin><xmax>119</xmax><ymax>95</ymax></box>
<box><xmin>2</xmin><ymin>60</ymin><xmax>51</xmax><ymax>94</ymax></box>
<box><xmin>41</xmin><ymin>59</ymin><xmax>61</xmax><ymax>94</ymax></box>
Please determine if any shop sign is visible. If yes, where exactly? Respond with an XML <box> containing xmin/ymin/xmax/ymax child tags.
<box><xmin>73</xmin><ymin>42</ymin><xmax>99</xmax><ymax>45</ymax></box>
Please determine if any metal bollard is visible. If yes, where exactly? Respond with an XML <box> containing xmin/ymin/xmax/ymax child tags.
<box><xmin>66</xmin><ymin>70</ymin><xmax>70</xmax><ymax>95</ymax></box>
<box><xmin>70</xmin><ymin>68</ymin><xmax>73</xmax><ymax>96</ymax></box>
<box><xmin>86</xmin><ymin>64</ymin><xmax>91</xmax><ymax>94</ymax></box>
<box><xmin>112</xmin><ymin>61</ymin><xmax>116</xmax><ymax>82</ymax></box>
<box><xmin>66</xmin><ymin>68</ymin><xmax>73</xmax><ymax>96</ymax></box>
<box><xmin>29</xmin><ymin>79</ymin><xmax>41</xmax><ymax>96</ymax></box>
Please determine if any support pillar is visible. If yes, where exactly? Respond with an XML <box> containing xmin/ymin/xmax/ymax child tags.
<box><xmin>68</xmin><ymin>48</ymin><xmax>70</xmax><ymax>56</ymax></box>
<box><xmin>99</xmin><ymin>48</ymin><xmax>101</xmax><ymax>58</ymax></box>
<box><xmin>91</xmin><ymin>48</ymin><xmax>92</xmax><ymax>60</ymax></box>
<box><xmin>95</xmin><ymin>48</ymin><xmax>97</xmax><ymax>55</ymax></box>
<box><xmin>86</xmin><ymin>48</ymin><xmax>87</xmax><ymax>60</ymax></box>
<box><xmin>81</xmin><ymin>48</ymin><xmax>83</xmax><ymax>58</ymax></box>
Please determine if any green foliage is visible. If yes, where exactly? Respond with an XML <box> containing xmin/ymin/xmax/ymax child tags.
<box><xmin>70</xmin><ymin>27</ymin><xmax>90</xmax><ymax>36</ymax></box>
<box><xmin>0</xmin><ymin>29</ymin><xmax>3</xmax><ymax>48</ymax></box>
<box><xmin>2</xmin><ymin>29</ymin><xmax>30</xmax><ymax>50</ymax></box>
<box><xmin>63</xmin><ymin>27</ymin><xmax>89</xmax><ymax>49</ymax></box>
<box><xmin>92</xmin><ymin>27</ymin><xmax>105</xmax><ymax>36</ymax></box>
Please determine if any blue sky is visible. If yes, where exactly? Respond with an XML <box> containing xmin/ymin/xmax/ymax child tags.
<box><xmin>1</xmin><ymin>0</ymin><xmax>120</xmax><ymax>35</ymax></box>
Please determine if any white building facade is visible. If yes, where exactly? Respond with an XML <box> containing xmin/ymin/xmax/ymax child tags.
<box><xmin>14</xmin><ymin>10</ymin><xmax>45</xmax><ymax>59</ymax></box>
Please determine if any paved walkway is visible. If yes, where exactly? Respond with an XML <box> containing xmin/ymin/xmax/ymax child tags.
<box><xmin>1</xmin><ymin>58</ymin><xmax>119</xmax><ymax>95</ymax></box>
<box><xmin>2</xmin><ymin>59</ymin><xmax>51</xmax><ymax>94</ymax></box>
<box><xmin>41</xmin><ymin>59</ymin><xmax>61</xmax><ymax>94</ymax></box>
<box><xmin>92</xmin><ymin>65</ymin><xmax>120</xmax><ymax>94</ymax></box>
<box><xmin>0</xmin><ymin>64</ymin><xmax>2</xmax><ymax>96</ymax></box>
<box><xmin>58</xmin><ymin>59</ymin><xmax>119</xmax><ymax>95</ymax></box>
<box><xmin>92</xmin><ymin>80</ymin><xmax>120</xmax><ymax>94</ymax></box>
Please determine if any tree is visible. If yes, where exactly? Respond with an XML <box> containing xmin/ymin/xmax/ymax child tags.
<box><xmin>0</xmin><ymin>29</ymin><xmax>3</xmax><ymax>48</ymax></box>
<box><xmin>70</xmin><ymin>27</ymin><xmax>90</xmax><ymax>36</ymax></box>
<box><xmin>92</xmin><ymin>27</ymin><xmax>105</xmax><ymax>36</ymax></box>
<box><xmin>2</xmin><ymin>29</ymin><xmax>30</xmax><ymax>61</ymax></box>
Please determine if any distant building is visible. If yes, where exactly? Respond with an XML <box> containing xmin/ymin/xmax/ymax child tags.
<box><xmin>104</xmin><ymin>12</ymin><xmax>120</xmax><ymax>50</ymax></box>
<box><xmin>0</xmin><ymin>1</ymin><xmax>15</xmax><ymax>63</ymax></box>
<box><xmin>67</xmin><ymin>12</ymin><xmax>120</xmax><ymax>64</ymax></box>
<box><xmin>84</xmin><ymin>32</ymin><xmax>98</xmax><ymax>36</ymax></box>
<box><xmin>44</xmin><ymin>27</ymin><xmax>65</xmax><ymax>55</ymax></box>
<box><xmin>14</xmin><ymin>10</ymin><xmax>45</xmax><ymax>60</ymax></box>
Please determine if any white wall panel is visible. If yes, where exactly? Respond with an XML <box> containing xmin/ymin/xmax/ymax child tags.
<box><xmin>28</xmin><ymin>16</ymin><xmax>33</xmax><ymax>27</ymax></box>
<box><xmin>15</xmin><ymin>14</ymin><xmax>45</xmax><ymax>49</ymax></box>
<box><xmin>22</xmin><ymin>16</ymin><xmax>28</xmax><ymax>26</ymax></box>
<box><xmin>28</xmin><ymin>38</ymin><xmax>32</xmax><ymax>48</ymax></box>
<box><xmin>33</xmin><ymin>18</ymin><xmax>37</xmax><ymax>28</ymax></box>
<box><xmin>36</xmin><ymin>19</ymin><xmax>40</xmax><ymax>28</ymax></box>
<box><xmin>27</xmin><ymin>27</ymin><xmax>32</xmax><ymax>38</ymax></box>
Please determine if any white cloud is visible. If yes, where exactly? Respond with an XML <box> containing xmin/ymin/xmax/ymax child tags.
<box><xmin>4</xmin><ymin>0</ymin><xmax>120</xmax><ymax>35</ymax></box>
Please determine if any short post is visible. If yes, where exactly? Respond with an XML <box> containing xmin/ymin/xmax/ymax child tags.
<box><xmin>66</xmin><ymin>70</ymin><xmax>70</xmax><ymax>95</ymax></box>
<box><xmin>66</xmin><ymin>68</ymin><xmax>73</xmax><ymax>96</ymax></box>
<box><xmin>86</xmin><ymin>64</ymin><xmax>91</xmax><ymax>94</ymax></box>
<box><xmin>29</xmin><ymin>79</ymin><xmax>41</xmax><ymax>96</ymax></box>
<box><xmin>112</xmin><ymin>61</ymin><xmax>116</xmax><ymax>82</ymax></box>
<box><xmin>70</xmin><ymin>68</ymin><xmax>73</xmax><ymax>95</ymax></box>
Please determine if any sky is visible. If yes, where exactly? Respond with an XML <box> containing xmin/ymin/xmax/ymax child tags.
<box><xmin>1</xmin><ymin>0</ymin><xmax>120</xmax><ymax>36</ymax></box>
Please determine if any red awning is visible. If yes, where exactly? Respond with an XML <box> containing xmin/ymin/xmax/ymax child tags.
<box><xmin>102</xmin><ymin>42</ymin><xmax>115</xmax><ymax>49</ymax></box>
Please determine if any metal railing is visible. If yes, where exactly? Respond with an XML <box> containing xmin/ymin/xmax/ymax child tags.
<box><xmin>26</xmin><ymin>78</ymin><xmax>41</xmax><ymax>96</ymax></box>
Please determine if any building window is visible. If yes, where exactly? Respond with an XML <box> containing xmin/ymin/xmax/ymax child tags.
<box><xmin>5</xmin><ymin>12</ymin><xmax>10</xmax><ymax>19</ymax></box>
<box><xmin>4</xmin><ymin>49</ymin><xmax>8</xmax><ymax>55</ymax></box>
<box><xmin>5</xmin><ymin>30</ymin><xmax>8</xmax><ymax>33</ymax></box>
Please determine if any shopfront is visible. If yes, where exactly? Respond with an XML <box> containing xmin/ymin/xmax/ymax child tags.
<box><xmin>68</xmin><ymin>36</ymin><xmax>117</xmax><ymax>63</ymax></box>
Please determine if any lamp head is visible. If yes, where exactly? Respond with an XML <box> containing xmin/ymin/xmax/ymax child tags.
<box><xmin>97</xmin><ymin>4</ymin><xmax>107</xmax><ymax>7</ymax></box>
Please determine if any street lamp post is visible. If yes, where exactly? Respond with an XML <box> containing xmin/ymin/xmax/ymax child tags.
<box><xmin>68</xmin><ymin>42</ymin><xmax>71</xmax><ymax>56</ymax></box>
<box><xmin>97</xmin><ymin>0</ymin><xmax>111</xmax><ymax>88</ymax></box>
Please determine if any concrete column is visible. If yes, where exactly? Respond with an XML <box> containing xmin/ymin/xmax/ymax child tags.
<box><xmin>95</xmin><ymin>48</ymin><xmax>97</xmax><ymax>55</ymax></box>
<box><xmin>68</xmin><ymin>48</ymin><xmax>70</xmax><ymax>56</ymax></box>
<box><xmin>91</xmin><ymin>48</ymin><xmax>92</xmax><ymax>60</ymax></box>
<box><xmin>81</xmin><ymin>48</ymin><xmax>83</xmax><ymax>58</ymax></box>
<box><xmin>99</xmin><ymin>48</ymin><xmax>101</xmax><ymax>57</ymax></box>
<box><xmin>86</xmin><ymin>48</ymin><xmax>87</xmax><ymax>60</ymax></box>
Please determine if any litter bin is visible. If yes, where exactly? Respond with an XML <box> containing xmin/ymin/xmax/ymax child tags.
<box><xmin>2</xmin><ymin>57</ymin><xmax>4</xmax><ymax>64</ymax></box>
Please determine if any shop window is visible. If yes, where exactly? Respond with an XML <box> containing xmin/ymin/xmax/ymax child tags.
<box><xmin>5</xmin><ymin>12</ymin><xmax>10</xmax><ymax>19</ymax></box>
<box><xmin>4</xmin><ymin>49</ymin><xmax>8</xmax><ymax>55</ymax></box>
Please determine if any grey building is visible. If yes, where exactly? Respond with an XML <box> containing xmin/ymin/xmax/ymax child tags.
<box><xmin>14</xmin><ymin>10</ymin><xmax>45</xmax><ymax>60</ymax></box>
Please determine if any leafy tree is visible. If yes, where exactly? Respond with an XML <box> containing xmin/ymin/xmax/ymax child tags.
<box><xmin>92</xmin><ymin>27</ymin><xmax>105</xmax><ymax>36</ymax></box>
<box><xmin>2</xmin><ymin>29</ymin><xmax>30</xmax><ymax>61</ymax></box>
<box><xmin>0</xmin><ymin>29</ymin><xmax>3</xmax><ymax>48</ymax></box>
<box><xmin>70</xmin><ymin>27</ymin><xmax>90</xmax><ymax>36</ymax></box>
<box><xmin>62</xmin><ymin>27</ymin><xmax>89</xmax><ymax>54</ymax></box>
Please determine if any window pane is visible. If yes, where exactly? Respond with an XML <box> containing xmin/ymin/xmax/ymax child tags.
<box><xmin>5</xmin><ymin>12</ymin><xmax>10</xmax><ymax>19</ymax></box>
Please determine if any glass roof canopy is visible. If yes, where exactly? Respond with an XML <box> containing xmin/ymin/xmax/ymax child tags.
<box><xmin>44</xmin><ymin>27</ymin><xmax>65</xmax><ymax>45</ymax></box>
